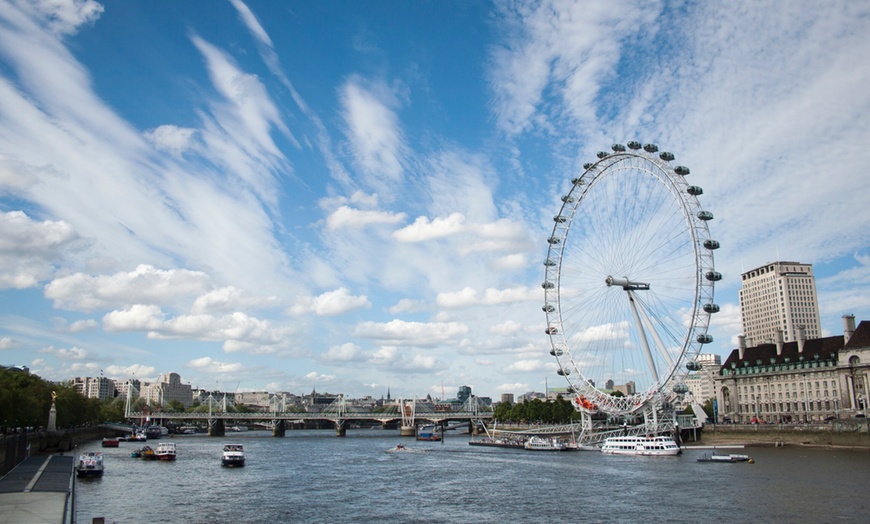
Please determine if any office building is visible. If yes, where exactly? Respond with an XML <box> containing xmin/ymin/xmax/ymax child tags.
<box><xmin>739</xmin><ymin>261</ymin><xmax>822</xmax><ymax>344</ymax></box>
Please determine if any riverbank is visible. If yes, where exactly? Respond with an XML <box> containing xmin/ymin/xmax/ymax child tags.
<box><xmin>695</xmin><ymin>421</ymin><xmax>870</xmax><ymax>449</ymax></box>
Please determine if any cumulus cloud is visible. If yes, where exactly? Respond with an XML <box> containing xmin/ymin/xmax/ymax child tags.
<box><xmin>0</xmin><ymin>210</ymin><xmax>82</xmax><ymax>289</ymax></box>
<box><xmin>369</xmin><ymin>345</ymin><xmax>439</xmax><ymax>372</ymax></box>
<box><xmin>40</xmin><ymin>345</ymin><xmax>87</xmax><ymax>360</ymax></box>
<box><xmin>188</xmin><ymin>356</ymin><xmax>243</xmax><ymax>373</ymax></box>
<box><xmin>46</xmin><ymin>265</ymin><xmax>210</xmax><ymax>312</ymax></box>
<box><xmin>191</xmin><ymin>286</ymin><xmax>278</xmax><ymax>315</ymax></box>
<box><xmin>321</xmin><ymin>342</ymin><xmax>366</xmax><ymax>362</ymax></box>
<box><xmin>436</xmin><ymin>286</ymin><xmax>538</xmax><ymax>308</ymax></box>
<box><xmin>143</xmin><ymin>125</ymin><xmax>197</xmax><ymax>157</ymax></box>
<box><xmin>354</xmin><ymin>319</ymin><xmax>469</xmax><ymax>347</ymax></box>
<box><xmin>393</xmin><ymin>213</ymin><xmax>466</xmax><ymax>243</ymax></box>
<box><xmin>304</xmin><ymin>371</ymin><xmax>336</xmax><ymax>382</ymax></box>
<box><xmin>503</xmin><ymin>359</ymin><xmax>548</xmax><ymax>373</ymax></box>
<box><xmin>104</xmin><ymin>364</ymin><xmax>156</xmax><ymax>379</ymax></box>
<box><xmin>0</xmin><ymin>336</ymin><xmax>20</xmax><ymax>350</ymax></box>
<box><xmin>288</xmin><ymin>288</ymin><xmax>371</xmax><ymax>316</ymax></box>
<box><xmin>325</xmin><ymin>206</ymin><xmax>406</xmax><ymax>231</ymax></box>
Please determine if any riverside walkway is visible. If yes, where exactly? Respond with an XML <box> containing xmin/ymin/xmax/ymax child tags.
<box><xmin>0</xmin><ymin>454</ymin><xmax>74</xmax><ymax>524</ymax></box>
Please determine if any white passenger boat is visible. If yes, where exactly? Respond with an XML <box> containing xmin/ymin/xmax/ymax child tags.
<box><xmin>600</xmin><ymin>435</ymin><xmax>681</xmax><ymax>456</ymax></box>
<box><xmin>155</xmin><ymin>442</ymin><xmax>177</xmax><ymax>461</ymax></box>
<box><xmin>76</xmin><ymin>451</ymin><xmax>104</xmax><ymax>477</ymax></box>
<box><xmin>524</xmin><ymin>436</ymin><xmax>568</xmax><ymax>451</ymax></box>
<box><xmin>221</xmin><ymin>444</ymin><xmax>245</xmax><ymax>467</ymax></box>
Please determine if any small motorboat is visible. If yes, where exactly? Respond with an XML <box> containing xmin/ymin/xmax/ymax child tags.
<box><xmin>697</xmin><ymin>453</ymin><xmax>754</xmax><ymax>463</ymax></box>
<box><xmin>130</xmin><ymin>448</ymin><xmax>142</xmax><ymax>458</ymax></box>
<box><xmin>101</xmin><ymin>437</ymin><xmax>120</xmax><ymax>448</ymax></box>
<box><xmin>221</xmin><ymin>444</ymin><xmax>245</xmax><ymax>467</ymax></box>
<box><xmin>76</xmin><ymin>451</ymin><xmax>104</xmax><ymax>477</ymax></box>
<box><xmin>140</xmin><ymin>445</ymin><xmax>157</xmax><ymax>460</ymax></box>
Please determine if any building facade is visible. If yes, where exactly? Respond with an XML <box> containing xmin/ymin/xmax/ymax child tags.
<box><xmin>739</xmin><ymin>261</ymin><xmax>822</xmax><ymax>344</ymax></box>
<box><xmin>684</xmin><ymin>353</ymin><xmax>721</xmax><ymax>404</ymax></box>
<box><xmin>715</xmin><ymin>316</ymin><xmax>869</xmax><ymax>424</ymax></box>
<box><xmin>71</xmin><ymin>376</ymin><xmax>116</xmax><ymax>401</ymax></box>
<box><xmin>142</xmin><ymin>372</ymin><xmax>193</xmax><ymax>408</ymax></box>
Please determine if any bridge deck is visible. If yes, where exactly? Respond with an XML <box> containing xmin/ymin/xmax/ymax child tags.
<box><xmin>0</xmin><ymin>454</ymin><xmax>74</xmax><ymax>524</ymax></box>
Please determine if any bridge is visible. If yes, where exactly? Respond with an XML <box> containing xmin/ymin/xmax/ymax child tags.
<box><xmin>120</xmin><ymin>395</ymin><xmax>494</xmax><ymax>437</ymax></box>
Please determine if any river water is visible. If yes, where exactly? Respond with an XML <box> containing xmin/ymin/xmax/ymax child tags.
<box><xmin>74</xmin><ymin>430</ymin><xmax>870</xmax><ymax>524</ymax></box>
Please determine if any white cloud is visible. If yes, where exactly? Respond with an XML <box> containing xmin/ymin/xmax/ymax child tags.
<box><xmin>503</xmin><ymin>359</ymin><xmax>548</xmax><ymax>373</ymax></box>
<box><xmin>0</xmin><ymin>336</ymin><xmax>19</xmax><ymax>350</ymax></box>
<box><xmin>30</xmin><ymin>0</ymin><xmax>104</xmax><ymax>36</ymax></box>
<box><xmin>436</xmin><ymin>286</ymin><xmax>538</xmax><ymax>308</ymax></box>
<box><xmin>102</xmin><ymin>304</ymin><xmax>166</xmax><ymax>332</ymax></box>
<box><xmin>0</xmin><ymin>210</ymin><xmax>82</xmax><ymax>289</ymax></box>
<box><xmin>304</xmin><ymin>371</ymin><xmax>336</xmax><ymax>383</ymax></box>
<box><xmin>393</xmin><ymin>213</ymin><xmax>466</xmax><ymax>242</ymax></box>
<box><xmin>325</xmin><ymin>206</ymin><xmax>406</xmax><ymax>231</ymax></box>
<box><xmin>46</xmin><ymin>265</ymin><xmax>210</xmax><ymax>312</ymax></box>
<box><xmin>340</xmin><ymin>78</ymin><xmax>407</xmax><ymax>196</ymax></box>
<box><xmin>104</xmin><ymin>364</ymin><xmax>155</xmax><ymax>379</ymax></box>
<box><xmin>188</xmin><ymin>356</ymin><xmax>243</xmax><ymax>373</ymax></box>
<box><xmin>143</xmin><ymin>125</ymin><xmax>197</xmax><ymax>157</ymax></box>
<box><xmin>354</xmin><ymin>319</ymin><xmax>469</xmax><ymax>347</ymax></box>
<box><xmin>288</xmin><ymin>288</ymin><xmax>371</xmax><ymax>316</ymax></box>
<box><xmin>321</xmin><ymin>342</ymin><xmax>366</xmax><ymax>362</ymax></box>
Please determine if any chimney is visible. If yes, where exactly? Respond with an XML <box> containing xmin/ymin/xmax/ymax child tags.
<box><xmin>738</xmin><ymin>335</ymin><xmax>746</xmax><ymax>360</ymax></box>
<box><xmin>797</xmin><ymin>325</ymin><xmax>806</xmax><ymax>354</ymax></box>
<box><xmin>775</xmin><ymin>329</ymin><xmax>784</xmax><ymax>356</ymax></box>
<box><xmin>843</xmin><ymin>314</ymin><xmax>856</xmax><ymax>344</ymax></box>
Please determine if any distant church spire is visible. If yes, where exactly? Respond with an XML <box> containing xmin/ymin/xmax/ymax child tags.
<box><xmin>387</xmin><ymin>385</ymin><xmax>391</xmax><ymax>401</ymax></box>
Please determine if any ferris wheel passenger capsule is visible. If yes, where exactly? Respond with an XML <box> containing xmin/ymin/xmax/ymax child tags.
<box><xmin>583</xmin><ymin>162</ymin><xmax>595</xmax><ymax>170</ymax></box>
<box><xmin>561</xmin><ymin>195</ymin><xmax>575</xmax><ymax>203</ymax></box>
<box><xmin>542</xmin><ymin>304</ymin><xmax>555</xmax><ymax>313</ymax></box>
<box><xmin>544</xmin><ymin>258</ymin><xmax>557</xmax><ymax>267</ymax></box>
<box><xmin>643</xmin><ymin>143</ymin><xmax>659</xmax><ymax>153</ymax></box>
<box><xmin>705</xmin><ymin>271</ymin><xmax>722</xmax><ymax>282</ymax></box>
<box><xmin>674</xmin><ymin>165</ymin><xmax>690</xmax><ymax>175</ymax></box>
<box><xmin>686</xmin><ymin>360</ymin><xmax>702</xmax><ymax>371</ymax></box>
<box><xmin>687</xmin><ymin>186</ymin><xmax>703</xmax><ymax>195</ymax></box>
<box><xmin>542</xmin><ymin>281</ymin><xmax>555</xmax><ymax>289</ymax></box>
<box><xmin>659</xmin><ymin>151</ymin><xmax>675</xmax><ymax>161</ymax></box>
<box><xmin>673</xmin><ymin>384</ymin><xmax>689</xmax><ymax>394</ymax></box>
<box><xmin>611</xmin><ymin>143</ymin><xmax>626</xmax><ymax>152</ymax></box>
<box><xmin>550</xmin><ymin>348</ymin><xmax>563</xmax><ymax>356</ymax></box>
<box><xmin>546</xmin><ymin>326</ymin><xmax>559</xmax><ymax>335</ymax></box>
<box><xmin>697</xmin><ymin>334</ymin><xmax>714</xmax><ymax>344</ymax></box>
<box><xmin>571</xmin><ymin>177</ymin><xmax>586</xmax><ymax>185</ymax></box>
<box><xmin>703</xmin><ymin>303</ymin><xmax>720</xmax><ymax>313</ymax></box>
<box><xmin>597</xmin><ymin>151</ymin><xmax>609</xmax><ymax>159</ymax></box>
<box><xmin>554</xmin><ymin>215</ymin><xmax>566</xmax><ymax>223</ymax></box>
<box><xmin>557</xmin><ymin>368</ymin><xmax>571</xmax><ymax>376</ymax></box>
<box><xmin>627</xmin><ymin>141</ymin><xmax>642</xmax><ymax>150</ymax></box>
<box><xmin>547</xmin><ymin>236</ymin><xmax>561</xmax><ymax>245</ymax></box>
<box><xmin>703</xmin><ymin>240</ymin><xmax>720</xmax><ymax>250</ymax></box>
<box><xmin>697</xmin><ymin>210</ymin><xmax>714</xmax><ymax>221</ymax></box>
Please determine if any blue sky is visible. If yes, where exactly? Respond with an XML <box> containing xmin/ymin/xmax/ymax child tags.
<box><xmin>1</xmin><ymin>0</ymin><xmax>869</xmax><ymax>400</ymax></box>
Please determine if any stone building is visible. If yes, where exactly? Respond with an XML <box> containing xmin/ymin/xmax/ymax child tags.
<box><xmin>715</xmin><ymin>315</ymin><xmax>868</xmax><ymax>423</ymax></box>
<box><xmin>142</xmin><ymin>372</ymin><xmax>193</xmax><ymax>408</ymax></box>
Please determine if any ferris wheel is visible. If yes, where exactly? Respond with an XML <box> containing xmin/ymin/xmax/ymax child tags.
<box><xmin>542</xmin><ymin>142</ymin><xmax>719</xmax><ymax>416</ymax></box>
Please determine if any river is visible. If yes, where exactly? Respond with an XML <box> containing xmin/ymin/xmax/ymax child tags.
<box><xmin>74</xmin><ymin>430</ymin><xmax>870</xmax><ymax>523</ymax></box>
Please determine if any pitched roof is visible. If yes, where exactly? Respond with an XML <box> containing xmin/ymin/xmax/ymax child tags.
<box><xmin>720</xmin><ymin>331</ymin><xmax>847</xmax><ymax>372</ymax></box>
<box><xmin>844</xmin><ymin>320</ymin><xmax>870</xmax><ymax>350</ymax></box>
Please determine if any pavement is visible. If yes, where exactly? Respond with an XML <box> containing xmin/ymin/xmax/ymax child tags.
<box><xmin>0</xmin><ymin>454</ymin><xmax>74</xmax><ymax>524</ymax></box>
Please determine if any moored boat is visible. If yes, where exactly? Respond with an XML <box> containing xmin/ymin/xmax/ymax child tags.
<box><xmin>76</xmin><ymin>451</ymin><xmax>104</xmax><ymax>477</ymax></box>
<box><xmin>416</xmin><ymin>424</ymin><xmax>441</xmax><ymax>441</ymax></box>
<box><xmin>155</xmin><ymin>442</ymin><xmax>176</xmax><ymax>461</ymax></box>
<box><xmin>101</xmin><ymin>437</ymin><xmax>120</xmax><ymax>447</ymax></box>
<box><xmin>600</xmin><ymin>435</ymin><xmax>681</xmax><ymax>456</ymax></box>
<box><xmin>221</xmin><ymin>444</ymin><xmax>245</xmax><ymax>467</ymax></box>
<box><xmin>524</xmin><ymin>436</ymin><xmax>568</xmax><ymax>451</ymax></box>
<box><xmin>697</xmin><ymin>453</ymin><xmax>753</xmax><ymax>463</ymax></box>
<box><xmin>468</xmin><ymin>437</ymin><xmax>525</xmax><ymax>449</ymax></box>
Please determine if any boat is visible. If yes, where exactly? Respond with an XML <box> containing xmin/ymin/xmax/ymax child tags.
<box><xmin>227</xmin><ymin>425</ymin><xmax>249</xmax><ymax>432</ymax></box>
<box><xmin>101</xmin><ymin>437</ymin><xmax>120</xmax><ymax>448</ymax></box>
<box><xmin>75</xmin><ymin>451</ymin><xmax>104</xmax><ymax>477</ymax></box>
<box><xmin>416</xmin><ymin>424</ymin><xmax>442</xmax><ymax>441</ymax></box>
<box><xmin>144</xmin><ymin>426</ymin><xmax>162</xmax><ymax>440</ymax></box>
<box><xmin>524</xmin><ymin>436</ymin><xmax>568</xmax><ymax>451</ymax></box>
<box><xmin>140</xmin><ymin>445</ymin><xmax>157</xmax><ymax>460</ymax></box>
<box><xmin>221</xmin><ymin>444</ymin><xmax>245</xmax><ymax>467</ymax></box>
<box><xmin>385</xmin><ymin>444</ymin><xmax>427</xmax><ymax>453</ymax></box>
<box><xmin>600</xmin><ymin>435</ymin><xmax>681</xmax><ymax>456</ymax></box>
<box><xmin>130</xmin><ymin>448</ymin><xmax>142</xmax><ymax>458</ymax></box>
<box><xmin>128</xmin><ymin>431</ymin><xmax>147</xmax><ymax>442</ymax></box>
<box><xmin>468</xmin><ymin>437</ymin><xmax>525</xmax><ymax>449</ymax></box>
<box><xmin>155</xmin><ymin>442</ymin><xmax>177</xmax><ymax>461</ymax></box>
<box><xmin>697</xmin><ymin>453</ymin><xmax>753</xmax><ymax>463</ymax></box>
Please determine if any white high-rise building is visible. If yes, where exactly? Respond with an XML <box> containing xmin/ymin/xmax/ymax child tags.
<box><xmin>739</xmin><ymin>261</ymin><xmax>822</xmax><ymax>345</ymax></box>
